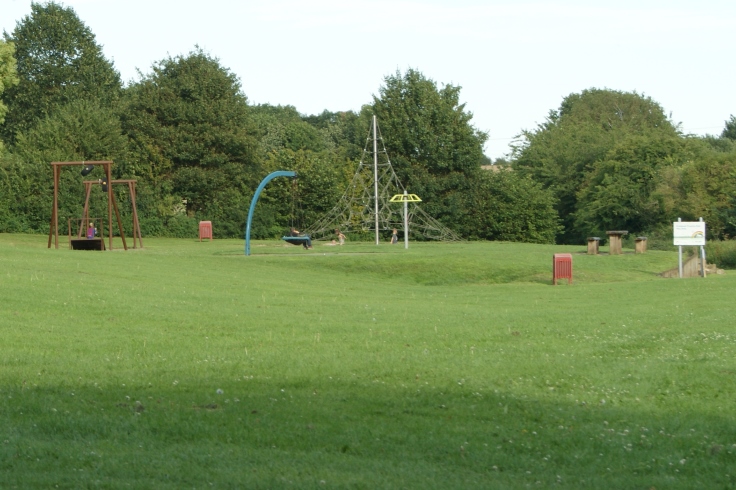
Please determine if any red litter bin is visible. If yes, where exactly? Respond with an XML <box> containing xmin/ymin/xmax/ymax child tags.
<box><xmin>199</xmin><ymin>221</ymin><xmax>212</xmax><ymax>241</ymax></box>
<box><xmin>553</xmin><ymin>253</ymin><xmax>572</xmax><ymax>285</ymax></box>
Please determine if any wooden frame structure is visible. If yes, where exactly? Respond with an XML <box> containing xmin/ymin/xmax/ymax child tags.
<box><xmin>47</xmin><ymin>161</ymin><xmax>142</xmax><ymax>250</ymax></box>
<box><xmin>80</xmin><ymin>179</ymin><xmax>143</xmax><ymax>249</ymax></box>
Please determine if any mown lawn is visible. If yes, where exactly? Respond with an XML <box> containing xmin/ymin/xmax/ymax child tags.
<box><xmin>1</xmin><ymin>234</ymin><xmax>734</xmax><ymax>488</ymax></box>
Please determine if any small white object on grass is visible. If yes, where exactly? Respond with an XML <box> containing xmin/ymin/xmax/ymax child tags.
<box><xmin>216</xmin><ymin>389</ymin><xmax>224</xmax><ymax>395</ymax></box>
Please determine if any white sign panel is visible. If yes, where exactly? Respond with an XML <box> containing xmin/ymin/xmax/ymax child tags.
<box><xmin>673</xmin><ymin>221</ymin><xmax>706</xmax><ymax>246</ymax></box>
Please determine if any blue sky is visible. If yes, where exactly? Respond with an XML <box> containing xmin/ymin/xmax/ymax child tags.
<box><xmin>2</xmin><ymin>0</ymin><xmax>735</xmax><ymax>159</ymax></box>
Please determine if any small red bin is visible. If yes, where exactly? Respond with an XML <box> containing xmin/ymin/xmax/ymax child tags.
<box><xmin>553</xmin><ymin>253</ymin><xmax>572</xmax><ymax>285</ymax></box>
<box><xmin>199</xmin><ymin>221</ymin><xmax>212</xmax><ymax>241</ymax></box>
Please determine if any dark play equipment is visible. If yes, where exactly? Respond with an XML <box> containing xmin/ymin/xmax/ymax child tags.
<box><xmin>68</xmin><ymin>216</ymin><xmax>105</xmax><ymax>250</ymax></box>
<box><xmin>48</xmin><ymin>161</ymin><xmax>142</xmax><ymax>250</ymax></box>
<box><xmin>282</xmin><ymin>236</ymin><xmax>311</xmax><ymax>247</ymax></box>
<box><xmin>69</xmin><ymin>225</ymin><xmax>105</xmax><ymax>250</ymax></box>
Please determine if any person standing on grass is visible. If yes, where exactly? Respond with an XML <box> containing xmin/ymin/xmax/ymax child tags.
<box><xmin>335</xmin><ymin>229</ymin><xmax>346</xmax><ymax>245</ymax></box>
<box><xmin>86</xmin><ymin>222</ymin><xmax>96</xmax><ymax>239</ymax></box>
<box><xmin>390</xmin><ymin>228</ymin><xmax>398</xmax><ymax>244</ymax></box>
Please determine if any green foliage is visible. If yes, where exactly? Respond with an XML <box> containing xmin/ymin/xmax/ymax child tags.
<box><xmin>705</xmin><ymin>239</ymin><xmax>736</xmax><ymax>269</ymax></box>
<box><xmin>700</xmin><ymin>134</ymin><xmax>736</xmax><ymax>153</ymax></box>
<box><xmin>0</xmin><ymin>39</ymin><xmax>19</xmax><ymax>141</ymax></box>
<box><xmin>0</xmin><ymin>99</ymin><xmax>130</xmax><ymax>234</ymax></box>
<box><xmin>1</xmin><ymin>2</ymin><xmax>121</xmax><ymax>146</ymax></box>
<box><xmin>0</xmin><ymin>152</ymin><xmax>47</xmax><ymax>233</ymax></box>
<box><xmin>303</xmin><ymin>109</ymin><xmax>367</xmax><ymax>161</ymax></box>
<box><xmin>373</xmin><ymin>69</ymin><xmax>487</xmax><ymax>175</ymax></box>
<box><xmin>461</xmin><ymin>168</ymin><xmax>561</xmax><ymax>243</ymax></box>
<box><xmin>246</xmin><ymin>105</ymin><xmax>360</xmax><ymax>239</ymax></box>
<box><xmin>652</xmin><ymin>138</ymin><xmax>736</xmax><ymax>239</ymax></box>
<box><xmin>5</xmin><ymin>1</ymin><xmax>732</xmax><ymax>248</ymax></box>
<box><xmin>371</xmin><ymin>69</ymin><xmax>488</xmax><ymax>227</ymax></box>
<box><xmin>13</xmin><ymin>99</ymin><xmax>128</xmax><ymax>163</ymax></box>
<box><xmin>249</xmin><ymin>149</ymin><xmax>352</xmax><ymax>239</ymax></box>
<box><xmin>721</xmin><ymin>115</ymin><xmax>736</xmax><ymax>141</ymax></box>
<box><xmin>121</xmin><ymin>47</ymin><xmax>259</xmax><ymax>236</ymax></box>
<box><xmin>250</xmin><ymin>104</ymin><xmax>325</xmax><ymax>155</ymax></box>
<box><xmin>574</xmin><ymin>134</ymin><xmax>685</xmax><ymax>236</ymax></box>
<box><xmin>0</xmin><ymin>12</ymin><xmax>130</xmax><ymax>235</ymax></box>
<box><xmin>513</xmin><ymin>89</ymin><xmax>680</xmax><ymax>243</ymax></box>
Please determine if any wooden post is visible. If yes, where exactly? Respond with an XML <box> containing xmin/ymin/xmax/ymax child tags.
<box><xmin>635</xmin><ymin>237</ymin><xmax>647</xmax><ymax>254</ymax></box>
<box><xmin>128</xmin><ymin>181</ymin><xmax>143</xmax><ymax>248</ymax></box>
<box><xmin>79</xmin><ymin>182</ymin><xmax>93</xmax><ymax>238</ymax></box>
<box><xmin>105</xmin><ymin>163</ymin><xmax>113</xmax><ymax>250</ymax></box>
<box><xmin>48</xmin><ymin>164</ymin><xmax>60</xmax><ymax>248</ymax></box>
<box><xmin>110</xmin><ymin>189</ymin><xmax>128</xmax><ymax>250</ymax></box>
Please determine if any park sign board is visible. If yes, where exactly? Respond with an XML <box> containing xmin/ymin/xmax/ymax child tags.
<box><xmin>673</xmin><ymin>221</ymin><xmax>706</xmax><ymax>246</ymax></box>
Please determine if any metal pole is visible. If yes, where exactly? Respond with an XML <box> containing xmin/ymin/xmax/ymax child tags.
<box><xmin>678</xmin><ymin>217</ymin><xmax>683</xmax><ymax>279</ymax></box>
<box><xmin>403</xmin><ymin>190</ymin><xmax>409</xmax><ymax>249</ymax></box>
<box><xmin>373</xmin><ymin>115</ymin><xmax>379</xmax><ymax>245</ymax></box>
<box><xmin>700</xmin><ymin>217</ymin><xmax>706</xmax><ymax>277</ymax></box>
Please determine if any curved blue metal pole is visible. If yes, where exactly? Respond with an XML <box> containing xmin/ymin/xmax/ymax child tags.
<box><xmin>245</xmin><ymin>170</ymin><xmax>296</xmax><ymax>256</ymax></box>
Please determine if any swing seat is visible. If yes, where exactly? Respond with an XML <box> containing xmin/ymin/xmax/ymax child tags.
<box><xmin>282</xmin><ymin>235</ymin><xmax>311</xmax><ymax>246</ymax></box>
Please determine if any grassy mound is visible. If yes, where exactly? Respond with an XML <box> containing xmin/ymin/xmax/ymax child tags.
<box><xmin>1</xmin><ymin>234</ymin><xmax>734</xmax><ymax>488</ymax></box>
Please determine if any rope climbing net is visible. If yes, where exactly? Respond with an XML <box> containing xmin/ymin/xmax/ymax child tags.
<box><xmin>304</xmin><ymin>117</ymin><xmax>461</xmax><ymax>242</ymax></box>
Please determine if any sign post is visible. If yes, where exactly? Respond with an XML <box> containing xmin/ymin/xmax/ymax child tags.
<box><xmin>673</xmin><ymin>218</ymin><xmax>706</xmax><ymax>278</ymax></box>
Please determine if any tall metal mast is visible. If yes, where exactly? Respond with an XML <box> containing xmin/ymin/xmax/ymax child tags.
<box><xmin>373</xmin><ymin>115</ymin><xmax>379</xmax><ymax>244</ymax></box>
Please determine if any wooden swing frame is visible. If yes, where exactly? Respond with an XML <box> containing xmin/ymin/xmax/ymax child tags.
<box><xmin>80</xmin><ymin>179</ymin><xmax>143</xmax><ymax>249</ymax></box>
<box><xmin>47</xmin><ymin>161</ymin><xmax>142</xmax><ymax>250</ymax></box>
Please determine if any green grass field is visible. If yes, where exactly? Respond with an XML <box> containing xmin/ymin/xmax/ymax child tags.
<box><xmin>1</xmin><ymin>234</ymin><xmax>735</xmax><ymax>489</ymax></box>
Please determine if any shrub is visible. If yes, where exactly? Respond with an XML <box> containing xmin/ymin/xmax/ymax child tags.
<box><xmin>705</xmin><ymin>239</ymin><xmax>736</xmax><ymax>269</ymax></box>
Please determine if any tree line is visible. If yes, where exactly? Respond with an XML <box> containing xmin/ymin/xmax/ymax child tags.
<box><xmin>1</xmin><ymin>3</ymin><xmax>734</xmax><ymax>245</ymax></box>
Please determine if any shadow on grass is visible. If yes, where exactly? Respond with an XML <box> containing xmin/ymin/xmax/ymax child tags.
<box><xmin>1</xmin><ymin>381</ymin><xmax>733</xmax><ymax>489</ymax></box>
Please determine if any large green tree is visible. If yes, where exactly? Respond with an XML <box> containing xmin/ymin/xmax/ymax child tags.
<box><xmin>121</xmin><ymin>48</ymin><xmax>259</xmax><ymax>237</ymax></box>
<box><xmin>371</xmin><ymin>69</ymin><xmax>488</xmax><ymax>228</ymax></box>
<box><xmin>1</xmin><ymin>2</ymin><xmax>121</xmax><ymax>146</ymax></box>
<box><xmin>512</xmin><ymin>88</ymin><xmax>681</xmax><ymax>243</ymax></box>
<box><xmin>0</xmin><ymin>40</ymin><xmax>19</xmax><ymax>130</ymax></box>
<box><xmin>573</xmin><ymin>134</ymin><xmax>685</xmax><ymax>236</ymax></box>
